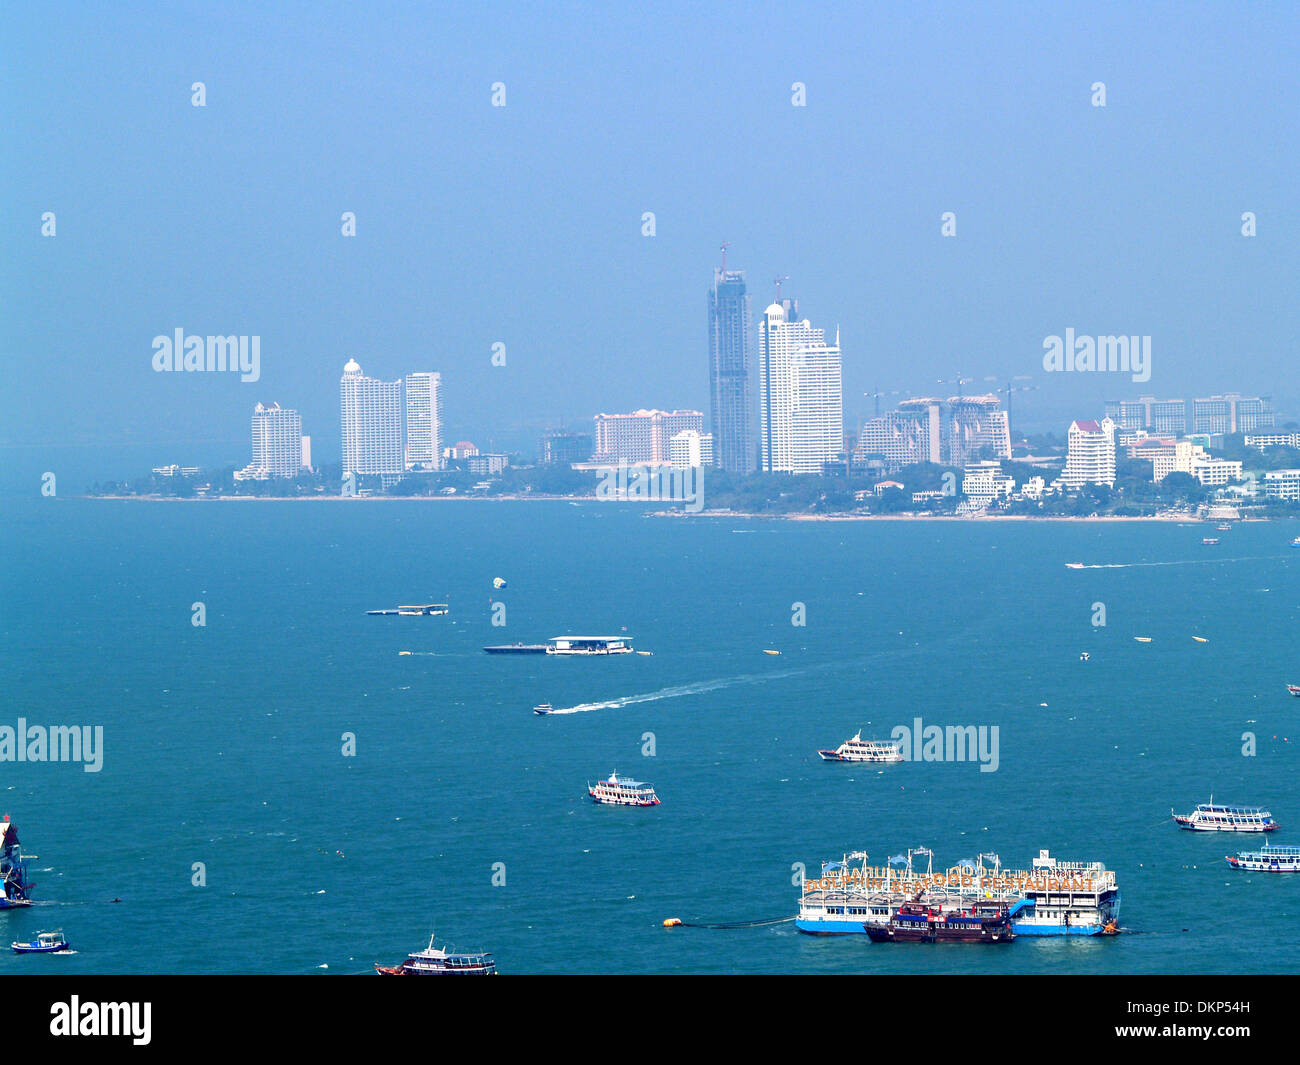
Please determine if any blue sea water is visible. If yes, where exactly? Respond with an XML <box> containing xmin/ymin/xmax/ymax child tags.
<box><xmin>1</xmin><ymin>498</ymin><xmax>1298</xmax><ymax>974</ymax></box>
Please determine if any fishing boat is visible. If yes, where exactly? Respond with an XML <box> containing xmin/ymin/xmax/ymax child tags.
<box><xmin>1226</xmin><ymin>843</ymin><xmax>1300</xmax><ymax>872</ymax></box>
<box><xmin>818</xmin><ymin>732</ymin><xmax>903</xmax><ymax>763</ymax></box>
<box><xmin>1174</xmin><ymin>800</ymin><xmax>1277</xmax><ymax>832</ymax></box>
<box><xmin>375</xmin><ymin>933</ymin><xmax>495</xmax><ymax>975</ymax></box>
<box><xmin>532</xmin><ymin>703</ymin><xmax>554</xmax><ymax>715</ymax></box>
<box><xmin>864</xmin><ymin>900</ymin><xmax>1018</xmax><ymax>944</ymax></box>
<box><xmin>588</xmin><ymin>771</ymin><xmax>660</xmax><ymax>806</ymax></box>
<box><xmin>11</xmin><ymin>931</ymin><xmax>69</xmax><ymax>954</ymax></box>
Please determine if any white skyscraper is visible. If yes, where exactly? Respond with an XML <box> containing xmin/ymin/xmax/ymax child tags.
<box><xmin>235</xmin><ymin>402</ymin><xmax>304</xmax><ymax>481</ymax></box>
<box><xmin>1062</xmin><ymin>417</ymin><xmax>1117</xmax><ymax>488</ymax></box>
<box><xmin>340</xmin><ymin>359</ymin><xmax>403</xmax><ymax>483</ymax></box>
<box><xmin>405</xmin><ymin>372</ymin><xmax>443</xmax><ymax>470</ymax></box>
<box><xmin>759</xmin><ymin>301</ymin><xmax>843</xmax><ymax>474</ymax></box>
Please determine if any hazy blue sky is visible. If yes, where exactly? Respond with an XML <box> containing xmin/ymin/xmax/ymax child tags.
<box><xmin>4</xmin><ymin>1</ymin><xmax>1297</xmax><ymax>489</ymax></box>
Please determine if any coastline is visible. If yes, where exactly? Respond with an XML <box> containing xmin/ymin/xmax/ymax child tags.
<box><xmin>77</xmin><ymin>494</ymin><xmax>1228</xmax><ymax>522</ymax></box>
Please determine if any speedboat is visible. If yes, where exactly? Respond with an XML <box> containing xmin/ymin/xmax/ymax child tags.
<box><xmin>533</xmin><ymin>703</ymin><xmax>554</xmax><ymax>715</ymax></box>
<box><xmin>12</xmin><ymin>931</ymin><xmax>69</xmax><ymax>954</ymax></box>
<box><xmin>1065</xmin><ymin>562</ymin><xmax>1085</xmax><ymax>570</ymax></box>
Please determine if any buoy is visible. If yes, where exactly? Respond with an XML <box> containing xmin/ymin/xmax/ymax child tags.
<box><xmin>663</xmin><ymin>918</ymin><xmax>682</xmax><ymax>928</ymax></box>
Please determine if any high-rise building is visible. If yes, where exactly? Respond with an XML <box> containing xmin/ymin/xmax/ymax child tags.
<box><xmin>855</xmin><ymin>395</ymin><xmax>1008</xmax><ymax>472</ymax></box>
<box><xmin>759</xmin><ymin>300</ymin><xmax>843</xmax><ymax>474</ymax></box>
<box><xmin>1192</xmin><ymin>393</ymin><xmax>1274</xmax><ymax>434</ymax></box>
<box><xmin>708</xmin><ymin>265</ymin><xmax>755</xmax><ymax>474</ymax></box>
<box><xmin>668</xmin><ymin>429</ymin><xmax>714</xmax><ymax>469</ymax></box>
<box><xmin>592</xmin><ymin>410</ymin><xmax>703</xmax><ymax>465</ymax></box>
<box><xmin>854</xmin><ymin>408</ymin><xmax>937</xmax><ymax>470</ymax></box>
<box><xmin>252</xmin><ymin>402</ymin><xmax>303</xmax><ymax>478</ymax></box>
<box><xmin>945</xmin><ymin>396</ymin><xmax>1011</xmax><ymax>466</ymax></box>
<box><xmin>539</xmin><ymin>430</ymin><xmax>593</xmax><ymax>466</ymax></box>
<box><xmin>1103</xmin><ymin>396</ymin><xmax>1186</xmax><ymax>435</ymax></box>
<box><xmin>404</xmin><ymin>372</ymin><xmax>442</xmax><ymax>471</ymax></box>
<box><xmin>340</xmin><ymin>359</ymin><xmax>403</xmax><ymax>483</ymax></box>
<box><xmin>236</xmin><ymin>402</ymin><xmax>303</xmax><ymax>481</ymax></box>
<box><xmin>1062</xmin><ymin>418</ymin><xmax>1117</xmax><ymax>488</ymax></box>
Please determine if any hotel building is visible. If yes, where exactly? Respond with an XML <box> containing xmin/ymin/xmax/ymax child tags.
<box><xmin>340</xmin><ymin>359</ymin><xmax>403</xmax><ymax>484</ymax></box>
<box><xmin>404</xmin><ymin>372</ymin><xmax>443</xmax><ymax>471</ymax></box>
<box><xmin>759</xmin><ymin>300</ymin><xmax>843</xmax><ymax>474</ymax></box>
<box><xmin>1061</xmin><ymin>418</ymin><xmax>1117</xmax><ymax>488</ymax></box>
<box><xmin>592</xmin><ymin>410</ymin><xmax>704</xmax><ymax>465</ymax></box>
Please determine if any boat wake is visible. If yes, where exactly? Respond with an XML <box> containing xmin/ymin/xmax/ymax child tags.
<box><xmin>548</xmin><ymin>641</ymin><xmax>959</xmax><ymax>716</ymax></box>
<box><xmin>1070</xmin><ymin>555</ymin><xmax>1286</xmax><ymax>570</ymax></box>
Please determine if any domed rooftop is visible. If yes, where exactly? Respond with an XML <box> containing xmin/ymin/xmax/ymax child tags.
<box><xmin>343</xmin><ymin>359</ymin><xmax>361</xmax><ymax>374</ymax></box>
<box><xmin>764</xmin><ymin>302</ymin><xmax>785</xmax><ymax>320</ymax></box>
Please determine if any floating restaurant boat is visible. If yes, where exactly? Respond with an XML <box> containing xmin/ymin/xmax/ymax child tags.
<box><xmin>11</xmin><ymin>931</ymin><xmax>69</xmax><ymax>954</ymax></box>
<box><xmin>367</xmin><ymin>603</ymin><xmax>449</xmax><ymax>616</ymax></box>
<box><xmin>484</xmin><ymin>636</ymin><xmax>634</xmax><ymax>655</ymax></box>
<box><xmin>0</xmin><ymin>817</ymin><xmax>33</xmax><ymax>909</ymax></box>
<box><xmin>796</xmin><ymin>848</ymin><xmax>1120</xmax><ymax>937</ymax></box>
<box><xmin>1173</xmin><ymin>800</ymin><xmax>1278</xmax><ymax>832</ymax></box>
<box><xmin>818</xmin><ymin>732</ymin><xmax>903</xmax><ymax>763</ymax></box>
<box><xmin>375</xmin><ymin>933</ymin><xmax>496</xmax><ymax>975</ymax></box>
<box><xmin>588</xmin><ymin>771</ymin><xmax>660</xmax><ymax>807</ymax></box>
<box><xmin>1226</xmin><ymin>843</ymin><xmax>1300</xmax><ymax>872</ymax></box>
<box><xmin>865</xmin><ymin>900</ymin><xmax>1018</xmax><ymax>944</ymax></box>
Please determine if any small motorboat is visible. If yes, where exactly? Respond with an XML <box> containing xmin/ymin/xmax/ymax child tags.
<box><xmin>1134</xmin><ymin>636</ymin><xmax>1152</xmax><ymax>643</ymax></box>
<box><xmin>1201</xmin><ymin>538</ymin><xmax>1220</xmax><ymax>546</ymax></box>
<box><xmin>533</xmin><ymin>703</ymin><xmax>554</xmax><ymax>715</ymax></box>
<box><xmin>1065</xmin><ymin>562</ymin><xmax>1085</xmax><ymax>570</ymax></box>
<box><xmin>12</xmin><ymin>930</ymin><xmax>69</xmax><ymax>954</ymax></box>
<box><xmin>1193</xmin><ymin>636</ymin><xmax>1208</xmax><ymax>643</ymax></box>
<box><xmin>1079</xmin><ymin>652</ymin><xmax>1090</xmax><ymax>661</ymax></box>
<box><xmin>1288</xmin><ymin>685</ymin><xmax>1300</xmax><ymax>698</ymax></box>
<box><xmin>763</xmin><ymin>649</ymin><xmax>781</xmax><ymax>656</ymax></box>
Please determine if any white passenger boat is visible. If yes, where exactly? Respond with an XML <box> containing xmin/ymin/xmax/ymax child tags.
<box><xmin>588</xmin><ymin>771</ymin><xmax>660</xmax><ymax>807</ymax></box>
<box><xmin>1226</xmin><ymin>843</ymin><xmax>1300</xmax><ymax>872</ymax></box>
<box><xmin>818</xmin><ymin>732</ymin><xmax>903</xmax><ymax>763</ymax></box>
<box><xmin>1173</xmin><ymin>800</ymin><xmax>1277</xmax><ymax>832</ymax></box>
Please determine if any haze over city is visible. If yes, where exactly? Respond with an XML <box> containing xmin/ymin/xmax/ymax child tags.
<box><xmin>5</xmin><ymin>1</ymin><xmax>1298</xmax><ymax>493</ymax></box>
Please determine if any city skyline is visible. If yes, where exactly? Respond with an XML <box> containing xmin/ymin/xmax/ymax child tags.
<box><xmin>7</xmin><ymin>4</ymin><xmax>1300</xmax><ymax>495</ymax></box>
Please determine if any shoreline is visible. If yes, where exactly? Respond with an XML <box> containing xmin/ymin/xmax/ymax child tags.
<box><xmin>73</xmin><ymin>494</ymin><xmax>1253</xmax><ymax>522</ymax></box>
